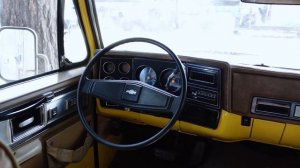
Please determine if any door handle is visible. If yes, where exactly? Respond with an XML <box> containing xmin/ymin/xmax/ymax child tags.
<box><xmin>18</xmin><ymin>117</ymin><xmax>34</xmax><ymax>128</ymax></box>
<box><xmin>0</xmin><ymin>92</ymin><xmax>53</xmax><ymax>121</ymax></box>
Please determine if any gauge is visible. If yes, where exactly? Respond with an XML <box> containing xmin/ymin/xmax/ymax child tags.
<box><xmin>139</xmin><ymin>67</ymin><xmax>157</xmax><ymax>86</ymax></box>
<box><xmin>103</xmin><ymin>62</ymin><xmax>115</xmax><ymax>74</ymax></box>
<box><xmin>160</xmin><ymin>69</ymin><xmax>182</xmax><ymax>92</ymax></box>
<box><xmin>118</xmin><ymin>62</ymin><xmax>131</xmax><ymax>74</ymax></box>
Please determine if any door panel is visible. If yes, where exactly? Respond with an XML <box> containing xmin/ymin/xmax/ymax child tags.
<box><xmin>0</xmin><ymin>67</ymin><xmax>94</xmax><ymax>167</ymax></box>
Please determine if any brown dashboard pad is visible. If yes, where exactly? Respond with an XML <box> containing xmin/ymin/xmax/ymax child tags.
<box><xmin>232</xmin><ymin>68</ymin><xmax>300</xmax><ymax>123</ymax></box>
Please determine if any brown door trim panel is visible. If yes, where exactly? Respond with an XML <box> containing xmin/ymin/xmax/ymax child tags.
<box><xmin>0</xmin><ymin>67</ymin><xmax>84</xmax><ymax>111</ymax></box>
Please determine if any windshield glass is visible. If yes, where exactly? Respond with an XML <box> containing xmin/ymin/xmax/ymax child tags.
<box><xmin>95</xmin><ymin>0</ymin><xmax>300</xmax><ymax>69</ymax></box>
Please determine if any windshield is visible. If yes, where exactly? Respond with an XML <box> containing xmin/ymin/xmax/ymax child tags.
<box><xmin>95</xmin><ymin>0</ymin><xmax>300</xmax><ymax>69</ymax></box>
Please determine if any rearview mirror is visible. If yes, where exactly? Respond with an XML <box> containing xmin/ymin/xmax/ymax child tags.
<box><xmin>0</xmin><ymin>27</ymin><xmax>37</xmax><ymax>81</ymax></box>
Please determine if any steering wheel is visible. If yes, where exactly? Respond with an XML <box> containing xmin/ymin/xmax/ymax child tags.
<box><xmin>77</xmin><ymin>38</ymin><xmax>187</xmax><ymax>150</ymax></box>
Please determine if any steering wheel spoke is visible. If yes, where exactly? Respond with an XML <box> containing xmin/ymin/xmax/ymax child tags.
<box><xmin>81</xmin><ymin>79</ymin><xmax>125</xmax><ymax>102</ymax></box>
<box><xmin>168</xmin><ymin>95</ymin><xmax>183</xmax><ymax>114</ymax></box>
<box><xmin>81</xmin><ymin>79</ymin><xmax>177</xmax><ymax>114</ymax></box>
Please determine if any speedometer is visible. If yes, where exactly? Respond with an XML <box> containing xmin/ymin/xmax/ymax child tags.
<box><xmin>138</xmin><ymin>67</ymin><xmax>157</xmax><ymax>86</ymax></box>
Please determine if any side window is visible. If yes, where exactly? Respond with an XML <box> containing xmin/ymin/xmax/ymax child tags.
<box><xmin>0</xmin><ymin>0</ymin><xmax>59</xmax><ymax>85</ymax></box>
<box><xmin>0</xmin><ymin>0</ymin><xmax>87</xmax><ymax>87</ymax></box>
<box><xmin>64</xmin><ymin>0</ymin><xmax>87</xmax><ymax>63</ymax></box>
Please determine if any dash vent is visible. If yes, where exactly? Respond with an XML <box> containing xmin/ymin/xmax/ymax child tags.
<box><xmin>187</xmin><ymin>64</ymin><xmax>221</xmax><ymax>89</ymax></box>
<box><xmin>251</xmin><ymin>97</ymin><xmax>291</xmax><ymax>117</ymax></box>
<box><xmin>189</xmin><ymin>71</ymin><xmax>215</xmax><ymax>84</ymax></box>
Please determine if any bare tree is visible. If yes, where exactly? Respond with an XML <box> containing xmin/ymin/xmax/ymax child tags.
<box><xmin>0</xmin><ymin>0</ymin><xmax>59</xmax><ymax>70</ymax></box>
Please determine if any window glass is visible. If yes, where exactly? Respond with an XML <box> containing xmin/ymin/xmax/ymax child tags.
<box><xmin>95</xmin><ymin>0</ymin><xmax>300</xmax><ymax>69</ymax></box>
<box><xmin>0</xmin><ymin>0</ymin><xmax>59</xmax><ymax>86</ymax></box>
<box><xmin>64</xmin><ymin>0</ymin><xmax>87</xmax><ymax>63</ymax></box>
<box><xmin>0</xmin><ymin>0</ymin><xmax>87</xmax><ymax>87</ymax></box>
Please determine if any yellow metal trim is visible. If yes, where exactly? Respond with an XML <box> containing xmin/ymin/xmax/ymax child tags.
<box><xmin>97</xmin><ymin>101</ymin><xmax>300</xmax><ymax>150</ymax></box>
<box><xmin>180</xmin><ymin>111</ymin><xmax>252</xmax><ymax>141</ymax></box>
<box><xmin>280</xmin><ymin>124</ymin><xmax>300</xmax><ymax>148</ymax></box>
<box><xmin>78</xmin><ymin>0</ymin><xmax>96</xmax><ymax>58</ymax></box>
<box><xmin>97</xmin><ymin>100</ymin><xmax>141</xmax><ymax>123</ymax></box>
<box><xmin>97</xmin><ymin>101</ymin><xmax>250</xmax><ymax>140</ymax></box>
<box><xmin>250</xmin><ymin>119</ymin><xmax>285</xmax><ymax>144</ymax></box>
<box><xmin>140</xmin><ymin>112</ymin><xmax>180</xmax><ymax>131</ymax></box>
<box><xmin>97</xmin><ymin>100</ymin><xmax>180</xmax><ymax>130</ymax></box>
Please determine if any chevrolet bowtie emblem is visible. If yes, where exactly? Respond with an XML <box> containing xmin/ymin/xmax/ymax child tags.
<box><xmin>126</xmin><ymin>89</ymin><xmax>137</xmax><ymax>95</ymax></box>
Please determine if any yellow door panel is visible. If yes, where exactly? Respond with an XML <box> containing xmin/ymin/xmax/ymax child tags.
<box><xmin>280</xmin><ymin>124</ymin><xmax>300</xmax><ymax>148</ymax></box>
<box><xmin>251</xmin><ymin>119</ymin><xmax>285</xmax><ymax>144</ymax></box>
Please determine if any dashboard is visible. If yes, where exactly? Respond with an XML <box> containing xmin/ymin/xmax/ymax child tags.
<box><xmin>97</xmin><ymin>51</ymin><xmax>300</xmax><ymax>150</ymax></box>
<box><xmin>99</xmin><ymin>56</ymin><xmax>222</xmax><ymax>129</ymax></box>
<box><xmin>0</xmin><ymin>49</ymin><xmax>300</xmax><ymax>165</ymax></box>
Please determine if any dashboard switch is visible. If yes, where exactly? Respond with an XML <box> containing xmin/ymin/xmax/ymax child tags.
<box><xmin>241</xmin><ymin>116</ymin><xmax>251</xmax><ymax>126</ymax></box>
<box><xmin>65</xmin><ymin>97</ymin><xmax>77</xmax><ymax>110</ymax></box>
<box><xmin>48</xmin><ymin>107</ymin><xmax>58</xmax><ymax>119</ymax></box>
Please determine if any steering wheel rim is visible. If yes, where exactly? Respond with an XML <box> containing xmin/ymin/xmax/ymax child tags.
<box><xmin>77</xmin><ymin>37</ymin><xmax>187</xmax><ymax>150</ymax></box>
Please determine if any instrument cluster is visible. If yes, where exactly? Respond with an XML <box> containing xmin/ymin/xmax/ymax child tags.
<box><xmin>99</xmin><ymin>57</ymin><xmax>182</xmax><ymax>95</ymax></box>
